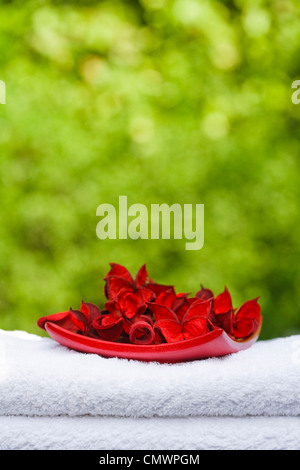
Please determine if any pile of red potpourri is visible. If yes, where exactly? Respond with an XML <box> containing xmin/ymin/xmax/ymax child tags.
<box><xmin>37</xmin><ymin>263</ymin><xmax>262</xmax><ymax>345</ymax></box>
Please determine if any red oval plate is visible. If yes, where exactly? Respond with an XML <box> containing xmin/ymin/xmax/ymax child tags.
<box><xmin>44</xmin><ymin>318</ymin><xmax>262</xmax><ymax>363</ymax></box>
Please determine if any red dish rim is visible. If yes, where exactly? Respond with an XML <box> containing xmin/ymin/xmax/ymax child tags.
<box><xmin>44</xmin><ymin>316</ymin><xmax>262</xmax><ymax>355</ymax></box>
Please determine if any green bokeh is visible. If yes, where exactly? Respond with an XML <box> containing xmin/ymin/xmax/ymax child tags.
<box><xmin>0</xmin><ymin>0</ymin><xmax>300</xmax><ymax>340</ymax></box>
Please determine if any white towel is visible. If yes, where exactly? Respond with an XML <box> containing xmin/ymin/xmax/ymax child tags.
<box><xmin>1</xmin><ymin>328</ymin><xmax>300</xmax><ymax>419</ymax></box>
<box><xmin>0</xmin><ymin>415</ymin><xmax>299</xmax><ymax>450</ymax></box>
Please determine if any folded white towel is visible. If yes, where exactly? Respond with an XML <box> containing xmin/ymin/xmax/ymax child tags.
<box><xmin>0</xmin><ymin>415</ymin><xmax>299</xmax><ymax>450</ymax></box>
<box><xmin>0</xmin><ymin>329</ymin><xmax>299</xmax><ymax>418</ymax></box>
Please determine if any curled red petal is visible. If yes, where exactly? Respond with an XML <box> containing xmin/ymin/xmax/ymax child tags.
<box><xmin>133</xmin><ymin>313</ymin><xmax>154</xmax><ymax>327</ymax></box>
<box><xmin>129</xmin><ymin>320</ymin><xmax>155</xmax><ymax>345</ymax></box>
<box><xmin>124</xmin><ymin>312</ymin><xmax>153</xmax><ymax>335</ymax></box>
<box><xmin>213</xmin><ymin>286</ymin><xmax>232</xmax><ymax>315</ymax></box>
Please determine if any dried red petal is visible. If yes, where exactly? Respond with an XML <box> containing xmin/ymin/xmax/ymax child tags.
<box><xmin>135</xmin><ymin>264</ymin><xmax>149</xmax><ymax>287</ymax></box>
<box><xmin>104</xmin><ymin>263</ymin><xmax>155</xmax><ymax>310</ymax></box>
<box><xmin>154</xmin><ymin>288</ymin><xmax>190</xmax><ymax>317</ymax></box>
<box><xmin>149</xmin><ymin>300</ymin><xmax>212</xmax><ymax>343</ymax></box>
<box><xmin>153</xmin><ymin>327</ymin><xmax>165</xmax><ymax>344</ymax></box>
<box><xmin>137</xmin><ymin>286</ymin><xmax>155</xmax><ymax>303</ymax></box>
<box><xmin>183</xmin><ymin>315</ymin><xmax>210</xmax><ymax>340</ymax></box>
<box><xmin>106</xmin><ymin>292</ymin><xmax>149</xmax><ymax>321</ymax></box>
<box><xmin>234</xmin><ymin>298</ymin><xmax>261</xmax><ymax>321</ymax></box>
<box><xmin>93</xmin><ymin>315</ymin><xmax>124</xmax><ymax>341</ymax></box>
<box><xmin>80</xmin><ymin>301</ymin><xmax>102</xmax><ymax>324</ymax></box>
<box><xmin>100</xmin><ymin>311</ymin><xmax>121</xmax><ymax>326</ymax></box>
<box><xmin>213</xmin><ymin>311</ymin><xmax>234</xmax><ymax>336</ymax></box>
<box><xmin>104</xmin><ymin>300</ymin><xmax>121</xmax><ymax>316</ymax></box>
<box><xmin>145</xmin><ymin>281</ymin><xmax>174</xmax><ymax>296</ymax></box>
<box><xmin>123</xmin><ymin>311</ymin><xmax>153</xmax><ymax>335</ymax></box>
<box><xmin>233</xmin><ymin>318</ymin><xmax>257</xmax><ymax>338</ymax></box>
<box><xmin>155</xmin><ymin>287</ymin><xmax>177</xmax><ymax>309</ymax></box>
<box><xmin>104</xmin><ymin>263</ymin><xmax>133</xmax><ymax>283</ymax></box>
<box><xmin>232</xmin><ymin>298</ymin><xmax>261</xmax><ymax>339</ymax></box>
<box><xmin>183</xmin><ymin>299</ymin><xmax>212</xmax><ymax>322</ymax></box>
<box><xmin>148</xmin><ymin>303</ymin><xmax>179</xmax><ymax>323</ymax></box>
<box><xmin>174</xmin><ymin>297</ymin><xmax>196</xmax><ymax>322</ymax></box>
<box><xmin>39</xmin><ymin>263</ymin><xmax>262</xmax><ymax>346</ymax></box>
<box><xmin>37</xmin><ymin>310</ymin><xmax>84</xmax><ymax>332</ymax></box>
<box><xmin>154</xmin><ymin>319</ymin><xmax>184</xmax><ymax>343</ymax></box>
<box><xmin>129</xmin><ymin>320</ymin><xmax>155</xmax><ymax>345</ymax></box>
<box><xmin>105</xmin><ymin>276</ymin><xmax>134</xmax><ymax>300</ymax></box>
<box><xmin>118</xmin><ymin>292</ymin><xmax>144</xmax><ymax>319</ymax></box>
<box><xmin>133</xmin><ymin>313</ymin><xmax>154</xmax><ymax>327</ymax></box>
<box><xmin>70</xmin><ymin>302</ymin><xmax>105</xmax><ymax>338</ymax></box>
<box><xmin>195</xmin><ymin>287</ymin><xmax>214</xmax><ymax>301</ymax></box>
<box><xmin>213</xmin><ymin>287</ymin><xmax>232</xmax><ymax>315</ymax></box>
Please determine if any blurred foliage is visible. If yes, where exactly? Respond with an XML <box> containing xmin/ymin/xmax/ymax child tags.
<box><xmin>0</xmin><ymin>0</ymin><xmax>300</xmax><ymax>340</ymax></box>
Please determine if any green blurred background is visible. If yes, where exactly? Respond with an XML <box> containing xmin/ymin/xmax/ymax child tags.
<box><xmin>0</xmin><ymin>0</ymin><xmax>299</xmax><ymax>340</ymax></box>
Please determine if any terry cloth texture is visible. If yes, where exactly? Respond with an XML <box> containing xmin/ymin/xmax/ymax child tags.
<box><xmin>0</xmin><ymin>329</ymin><xmax>299</xmax><ymax>450</ymax></box>
<box><xmin>0</xmin><ymin>415</ymin><xmax>299</xmax><ymax>450</ymax></box>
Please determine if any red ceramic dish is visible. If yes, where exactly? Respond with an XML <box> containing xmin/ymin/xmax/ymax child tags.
<box><xmin>43</xmin><ymin>318</ymin><xmax>262</xmax><ymax>363</ymax></box>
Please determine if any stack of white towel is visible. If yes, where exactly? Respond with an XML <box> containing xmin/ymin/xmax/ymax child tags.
<box><xmin>0</xmin><ymin>328</ymin><xmax>299</xmax><ymax>450</ymax></box>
